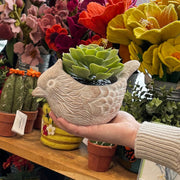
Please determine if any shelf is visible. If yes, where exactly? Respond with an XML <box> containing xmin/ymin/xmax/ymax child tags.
<box><xmin>0</xmin><ymin>130</ymin><xmax>137</xmax><ymax>180</ymax></box>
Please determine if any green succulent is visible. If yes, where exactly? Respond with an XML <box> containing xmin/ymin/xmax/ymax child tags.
<box><xmin>62</xmin><ymin>44</ymin><xmax>124</xmax><ymax>81</ymax></box>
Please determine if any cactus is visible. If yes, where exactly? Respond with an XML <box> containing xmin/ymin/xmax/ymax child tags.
<box><xmin>62</xmin><ymin>44</ymin><xmax>124</xmax><ymax>82</ymax></box>
<box><xmin>0</xmin><ymin>68</ymin><xmax>41</xmax><ymax>113</ymax></box>
<box><xmin>23</xmin><ymin>69</ymin><xmax>41</xmax><ymax>111</ymax></box>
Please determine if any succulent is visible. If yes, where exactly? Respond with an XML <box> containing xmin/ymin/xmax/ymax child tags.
<box><xmin>0</xmin><ymin>68</ymin><xmax>41</xmax><ymax>113</ymax></box>
<box><xmin>62</xmin><ymin>44</ymin><xmax>124</xmax><ymax>82</ymax></box>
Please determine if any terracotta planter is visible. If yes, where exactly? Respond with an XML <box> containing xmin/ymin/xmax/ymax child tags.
<box><xmin>0</xmin><ymin>111</ymin><xmax>16</xmax><ymax>137</ymax></box>
<box><xmin>22</xmin><ymin>110</ymin><xmax>38</xmax><ymax>133</ymax></box>
<box><xmin>87</xmin><ymin>140</ymin><xmax>117</xmax><ymax>172</ymax></box>
<box><xmin>33</xmin><ymin>107</ymin><xmax>43</xmax><ymax>130</ymax></box>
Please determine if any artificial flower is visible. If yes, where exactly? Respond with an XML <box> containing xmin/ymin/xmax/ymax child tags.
<box><xmin>78</xmin><ymin>0</ymin><xmax>132</xmax><ymax>37</ymax></box>
<box><xmin>21</xmin><ymin>43</ymin><xmax>43</xmax><ymax>66</ymax></box>
<box><xmin>55</xmin><ymin>34</ymin><xmax>80</xmax><ymax>53</ymax></box>
<box><xmin>46</xmin><ymin>124</ymin><xmax>56</xmax><ymax>135</ymax></box>
<box><xmin>45</xmin><ymin>24</ymin><xmax>68</xmax><ymax>51</ymax></box>
<box><xmin>0</xmin><ymin>23</ymin><xmax>14</xmax><ymax>40</ymax></box>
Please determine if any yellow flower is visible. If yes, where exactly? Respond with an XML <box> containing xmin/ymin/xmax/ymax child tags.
<box><xmin>158</xmin><ymin>35</ymin><xmax>180</xmax><ymax>73</ymax></box>
<box><xmin>130</xmin><ymin>2</ymin><xmax>179</xmax><ymax>44</ymax></box>
<box><xmin>107</xmin><ymin>2</ymin><xmax>180</xmax><ymax>45</ymax></box>
<box><xmin>107</xmin><ymin>8</ymin><xmax>142</xmax><ymax>46</ymax></box>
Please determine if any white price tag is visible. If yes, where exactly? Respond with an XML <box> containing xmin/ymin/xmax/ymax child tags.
<box><xmin>11</xmin><ymin>110</ymin><xmax>27</xmax><ymax>135</ymax></box>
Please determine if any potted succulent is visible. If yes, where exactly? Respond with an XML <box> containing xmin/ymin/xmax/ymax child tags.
<box><xmin>117</xmin><ymin>81</ymin><xmax>180</xmax><ymax>173</ymax></box>
<box><xmin>32</xmin><ymin>44</ymin><xmax>140</xmax><ymax>126</ymax></box>
<box><xmin>0</xmin><ymin>68</ymin><xmax>41</xmax><ymax>136</ymax></box>
<box><xmin>87</xmin><ymin>140</ymin><xmax>117</xmax><ymax>172</ymax></box>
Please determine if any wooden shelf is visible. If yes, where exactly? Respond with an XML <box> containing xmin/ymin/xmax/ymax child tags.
<box><xmin>0</xmin><ymin>130</ymin><xmax>137</xmax><ymax>180</ymax></box>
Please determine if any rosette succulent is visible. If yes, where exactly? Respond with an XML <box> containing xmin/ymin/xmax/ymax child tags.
<box><xmin>62</xmin><ymin>44</ymin><xmax>124</xmax><ymax>83</ymax></box>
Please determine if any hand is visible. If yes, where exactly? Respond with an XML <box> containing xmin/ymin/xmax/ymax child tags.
<box><xmin>49</xmin><ymin>111</ymin><xmax>140</xmax><ymax>149</ymax></box>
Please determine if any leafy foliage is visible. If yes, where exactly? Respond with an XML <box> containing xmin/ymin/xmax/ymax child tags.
<box><xmin>62</xmin><ymin>44</ymin><xmax>124</xmax><ymax>81</ymax></box>
<box><xmin>121</xmin><ymin>82</ymin><xmax>180</xmax><ymax>127</ymax></box>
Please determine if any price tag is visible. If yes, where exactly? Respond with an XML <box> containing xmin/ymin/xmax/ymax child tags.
<box><xmin>11</xmin><ymin>110</ymin><xmax>27</xmax><ymax>135</ymax></box>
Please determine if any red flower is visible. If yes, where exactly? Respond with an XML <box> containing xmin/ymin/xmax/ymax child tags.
<box><xmin>45</xmin><ymin>24</ymin><xmax>68</xmax><ymax>51</ymax></box>
<box><xmin>78</xmin><ymin>0</ymin><xmax>131</xmax><ymax>37</ymax></box>
<box><xmin>43</xmin><ymin>125</ymin><xmax>48</xmax><ymax>136</ymax></box>
<box><xmin>80</xmin><ymin>34</ymin><xmax>101</xmax><ymax>45</ymax></box>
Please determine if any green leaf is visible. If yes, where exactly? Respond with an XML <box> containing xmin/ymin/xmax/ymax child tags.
<box><xmin>89</xmin><ymin>63</ymin><xmax>108</xmax><ymax>75</ymax></box>
<box><xmin>5</xmin><ymin>39</ymin><xmax>16</xmax><ymax>66</ymax></box>
<box><xmin>103</xmin><ymin>56</ymin><xmax>120</xmax><ymax>66</ymax></box>
<box><xmin>96</xmin><ymin>51</ymin><xmax>110</xmax><ymax>59</ymax></box>
<box><xmin>107</xmin><ymin>65</ymin><xmax>124</xmax><ymax>75</ymax></box>
<box><xmin>106</xmin><ymin>49</ymin><xmax>119</xmax><ymax>60</ymax></box>
<box><xmin>72</xmin><ymin>65</ymin><xmax>90</xmax><ymax>79</ymax></box>
<box><xmin>85</xmin><ymin>49</ymin><xmax>97</xmax><ymax>56</ymax></box>
<box><xmin>69</xmin><ymin>48</ymin><xmax>85</xmax><ymax>61</ymax></box>
<box><xmin>84</xmin><ymin>55</ymin><xmax>103</xmax><ymax>66</ymax></box>
<box><xmin>96</xmin><ymin>72</ymin><xmax>113</xmax><ymax>80</ymax></box>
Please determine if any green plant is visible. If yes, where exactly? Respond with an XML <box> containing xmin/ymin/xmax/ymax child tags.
<box><xmin>121</xmin><ymin>82</ymin><xmax>180</xmax><ymax>126</ymax></box>
<box><xmin>0</xmin><ymin>68</ymin><xmax>41</xmax><ymax>113</ymax></box>
<box><xmin>62</xmin><ymin>44</ymin><xmax>124</xmax><ymax>82</ymax></box>
<box><xmin>1</xmin><ymin>154</ymin><xmax>40</xmax><ymax>180</ymax></box>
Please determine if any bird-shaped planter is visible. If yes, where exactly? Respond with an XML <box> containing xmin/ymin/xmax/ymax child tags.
<box><xmin>32</xmin><ymin>44</ymin><xmax>140</xmax><ymax>126</ymax></box>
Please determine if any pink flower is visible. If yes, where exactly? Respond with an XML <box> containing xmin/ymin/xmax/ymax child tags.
<box><xmin>27</xmin><ymin>5</ymin><xmax>38</xmax><ymax>16</ymax></box>
<box><xmin>0</xmin><ymin>23</ymin><xmax>14</xmax><ymax>40</ymax></box>
<box><xmin>38</xmin><ymin>4</ymin><xmax>50</xmax><ymax>16</ymax></box>
<box><xmin>26</xmin><ymin>14</ymin><xmax>42</xmax><ymax>44</ymax></box>
<box><xmin>38</xmin><ymin>14</ymin><xmax>56</xmax><ymax>34</ymax></box>
<box><xmin>21</xmin><ymin>43</ymin><xmax>43</xmax><ymax>66</ymax></box>
<box><xmin>14</xmin><ymin>42</ymin><xmax>25</xmax><ymax>54</ymax></box>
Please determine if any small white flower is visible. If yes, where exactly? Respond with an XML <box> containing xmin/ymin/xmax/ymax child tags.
<box><xmin>46</xmin><ymin>124</ymin><xmax>55</xmax><ymax>135</ymax></box>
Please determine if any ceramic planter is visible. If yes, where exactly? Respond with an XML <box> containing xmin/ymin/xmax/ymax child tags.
<box><xmin>87</xmin><ymin>140</ymin><xmax>117</xmax><ymax>172</ymax></box>
<box><xmin>32</xmin><ymin>60</ymin><xmax>140</xmax><ymax>126</ymax></box>
<box><xmin>22</xmin><ymin>110</ymin><xmax>38</xmax><ymax>133</ymax></box>
<box><xmin>40</xmin><ymin>103</ymin><xmax>83</xmax><ymax>150</ymax></box>
<box><xmin>0</xmin><ymin>111</ymin><xmax>16</xmax><ymax>137</ymax></box>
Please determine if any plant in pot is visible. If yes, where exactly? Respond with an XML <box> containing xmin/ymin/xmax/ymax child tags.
<box><xmin>32</xmin><ymin>44</ymin><xmax>140</xmax><ymax>126</ymax></box>
<box><xmin>87</xmin><ymin>140</ymin><xmax>117</xmax><ymax>172</ymax></box>
<box><xmin>117</xmin><ymin>81</ymin><xmax>180</xmax><ymax>173</ymax></box>
<box><xmin>0</xmin><ymin>68</ymin><xmax>41</xmax><ymax>136</ymax></box>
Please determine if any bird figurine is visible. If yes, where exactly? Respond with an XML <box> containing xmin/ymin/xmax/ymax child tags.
<box><xmin>32</xmin><ymin>59</ymin><xmax>140</xmax><ymax>126</ymax></box>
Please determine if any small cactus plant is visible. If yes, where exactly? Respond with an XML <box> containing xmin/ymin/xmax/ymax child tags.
<box><xmin>62</xmin><ymin>44</ymin><xmax>124</xmax><ymax>83</ymax></box>
<box><xmin>0</xmin><ymin>68</ymin><xmax>41</xmax><ymax>113</ymax></box>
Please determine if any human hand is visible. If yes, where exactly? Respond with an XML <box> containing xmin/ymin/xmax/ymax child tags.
<box><xmin>49</xmin><ymin>111</ymin><xmax>140</xmax><ymax>149</ymax></box>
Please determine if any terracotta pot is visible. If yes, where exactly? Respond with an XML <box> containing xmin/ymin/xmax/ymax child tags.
<box><xmin>87</xmin><ymin>140</ymin><xmax>117</xmax><ymax>172</ymax></box>
<box><xmin>22</xmin><ymin>110</ymin><xmax>38</xmax><ymax>133</ymax></box>
<box><xmin>33</xmin><ymin>107</ymin><xmax>43</xmax><ymax>130</ymax></box>
<box><xmin>0</xmin><ymin>111</ymin><xmax>16</xmax><ymax>137</ymax></box>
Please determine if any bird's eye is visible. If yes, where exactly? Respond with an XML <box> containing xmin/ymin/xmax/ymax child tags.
<box><xmin>47</xmin><ymin>80</ymin><xmax>55</xmax><ymax>87</ymax></box>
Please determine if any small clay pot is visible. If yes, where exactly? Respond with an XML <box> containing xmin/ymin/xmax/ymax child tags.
<box><xmin>33</xmin><ymin>107</ymin><xmax>43</xmax><ymax>130</ymax></box>
<box><xmin>87</xmin><ymin>140</ymin><xmax>117</xmax><ymax>172</ymax></box>
<box><xmin>0</xmin><ymin>111</ymin><xmax>16</xmax><ymax>137</ymax></box>
<box><xmin>22</xmin><ymin>110</ymin><xmax>38</xmax><ymax>133</ymax></box>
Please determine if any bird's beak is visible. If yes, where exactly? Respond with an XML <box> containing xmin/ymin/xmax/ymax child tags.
<box><xmin>32</xmin><ymin>87</ymin><xmax>46</xmax><ymax>97</ymax></box>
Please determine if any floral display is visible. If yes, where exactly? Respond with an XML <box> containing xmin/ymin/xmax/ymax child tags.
<box><xmin>106</xmin><ymin>0</ymin><xmax>180</xmax><ymax>83</ymax></box>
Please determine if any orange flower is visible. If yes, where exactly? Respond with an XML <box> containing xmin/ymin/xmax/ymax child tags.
<box><xmin>9</xmin><ymin>68</ymin><xmax>25</xmax><ymax>76</ymax></box>
<box><xmin>26</xmin><ymin>68</ymin><xmax>41</xmax><ymax>77</ymax></box>
<box><xmin>78</xmin><ymin>0</ymin><xmax>130</xmax><ymax>37</ymax></box>
<box><xmin>45</xmin><ymin>24</ymin><xmax>68</xmax><ymax>51</ymax></box>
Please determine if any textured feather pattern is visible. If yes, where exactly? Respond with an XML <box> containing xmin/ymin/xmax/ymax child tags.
<box><xmin>32</xmin><ymin>59</ymin><xmax>140</xmax><ymax>126</ymax></box>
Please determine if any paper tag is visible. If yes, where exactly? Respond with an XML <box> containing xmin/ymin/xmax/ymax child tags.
<box><xmin>30</xmin><ymin>66</ymin><xmax>39</xmax><ymax>72</ymax></box>
<box><xmin>11</xmin><ymin>110</ymin><xmax>27</xmax><ymax>135</ymax></box>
